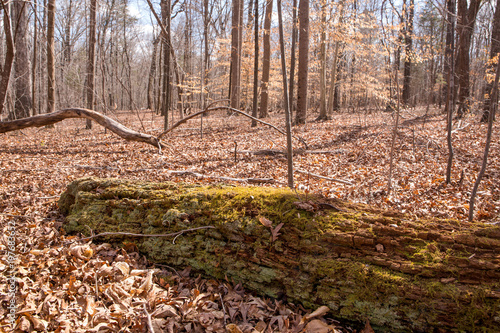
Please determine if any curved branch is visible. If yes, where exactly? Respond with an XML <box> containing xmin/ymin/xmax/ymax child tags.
<box><xmin>158</xmin><ymin>105</ymin><xmax>308</xmax><ymax>149</ymax></box>
<box><xmin>0</xmin><ymin>108</ymin><xmax>165</xmax><ymax>149</ymax></box>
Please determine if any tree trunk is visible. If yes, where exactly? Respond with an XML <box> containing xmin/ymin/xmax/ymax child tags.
<box><xmin>402</xmin><ymin>0</ymin><xmax>413</xmax><ymax>106</ymax></box>
<box><xmin>259</xmin><ymin>0</ymin><xmax>273</xmax><ymax>118</ymax></box>
<box><xmin>47</xmin><ymin>0</ymin><xmax>56</xmax><ymax>114</ymax></box>
<box><xmin>481</xmin><ymin>0</ymin><xmax>500</xmax><ymax>122</ymax></box>
<box><xmin>251</xmin><ymin>0</ymin><xmax>259</xmax><ymax>127</ymax></box>
<box><xmin>230</xmin><ymin>0</ymin><xmax>242</xmax><ymax>110</ymax></box>
<box><xmin>295</xmin><ymin>0</ymin><xmax>309</xmax><ymax>125</ymax></box>
<box><xmin>455</xmin><ymin>0</ymin><xmax>482</xmax><ymax>118</ymax></box>
<box><xmin>445</xmin><ymin>0</ymin><xmax>456</xmax><ymax>185</ymax></box>
<box><xmin>59</xmin><ymin>178</ymin><xmax>500</xmax><ymax>333</ymax></box>
<box><xmin>288</xmin><ymin>0</ymin><xmax>298</xmax><ymax>116</ymax></box>
<box><xmin>147</xmin><ymin>37</ymin><xmax>160</xmax><ymax>111</ymax></box>
<box><xmin>85</xmin><ymin>0</ymin><xmax>97</xmax><ymax>129</ymax></box>
<box><xmin>0</xmin><ymin>1</ymin><xmax>15</xmax><ymax>116</ymax></box>
<box><xmin>317</xmin><ymin>3</ymin><xmax>328</xmax><ymax>121</ymax></box>
<box><xmin>161</xmin><ymin>0</ymin><xmax>171</xmax><ymax>130</ymax></box>
<box><xmin>12</xmin><ymin>0</ymin><xmax>33</xmax><ymax>119</ymax></box>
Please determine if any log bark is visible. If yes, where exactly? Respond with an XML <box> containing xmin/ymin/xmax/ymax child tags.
<box><xmin>0</xmin><ymin>108</ymin><xmax>164</xmax><ymax>149</ymax></box>
<box><xmin>59</xmin><ymin>178</ymin><xmax>500</xmax><ymax>332</ymax></box>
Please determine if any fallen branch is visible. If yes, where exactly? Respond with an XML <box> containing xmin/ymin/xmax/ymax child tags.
<box><xmin>143</xmin><ymin>304</ymin><xmax>155</xmax><ymax>333</ymax></box>
<box><xmin>239</xmin><ymin>149</ymin><xmax>344</xmax><ymax>156</ymax></box>
<box><xmin>169</xmin><ymin>170</ymin><xmax>276</xmax><ymax>184</ymax></box>
<box><xmin>0</xmin><ymin>108</ymin><xmax>165</xmax><ymax>149</ymax></box>
<box><xmin>295</xmin><ymin>169</ymin><xmax>353</xmax><ymax>185</ymax></box>
<box><xmin>158</xmin><ymin>105</ymin><xmax>308</xmax><ymax>149</ymax></box>
<box><xmin>65</xmin><ymin>226</ymin><xmax>215</xmax><ymax>244</ymax></box>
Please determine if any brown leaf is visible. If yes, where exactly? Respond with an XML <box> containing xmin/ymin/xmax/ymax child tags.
<box><xmin>259</xmin><ymin>217</ymin><xmax>272</xmax><ymax>228</ymax></box>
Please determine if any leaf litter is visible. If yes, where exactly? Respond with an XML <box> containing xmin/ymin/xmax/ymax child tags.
<box><xmin>0</xmin><ymin>108</ymin><xmax>498</xmax><ymax>332</ymax></box>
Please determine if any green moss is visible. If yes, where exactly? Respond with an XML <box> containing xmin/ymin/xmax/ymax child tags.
<box><xmin>59</xmin><ymin>177</ymin><xmax>500</xmax><ymax>333</ymax></box>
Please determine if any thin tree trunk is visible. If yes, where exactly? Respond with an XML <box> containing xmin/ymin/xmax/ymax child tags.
<box><xmin>0</xmin><ymin>1</ymin><xmax>15</xmax><ymax>116</ymax></box>
<box><xmin>260</xmin><ymin>0</ymin><xmax>273</xmax><ymax>118</ymax></box>
<box><xmin>161</xmin><ymin>0</ymin><xmax>171</xmax><ymax>130</ymax></box>
<box><xmin>251</xmin><ymin>0</ymin><xmax>259</xmax><ymax>127</ymax></box>
<box><xmin>47</xmin><ymin>0</ymin><xmax>56</xmax><ymax>114</ymax></box>
<box><xmin>469</xmin><ymin>54</ymin><xmax>499</xmax><ymax>221</ymax></box>
<box><xmin>402</xmin><ymin>0</ymin><xmax>413</xmax><ymax>106</ymax></box>
<box><xmin>230</xmin><ymin>0</ymin><xmax>242</xmax><ymax>110</ymax></box>
<box><xmin>85</xmin><ymin>0</ymin><xmax>97</xmax><ymax>129</ymax></box>
<box><xmin>317</xmin><ymin>2</ymin><xmax>328</xmax><ymax>121</ymax></box>
<box><xmin>147</xmin><ymin>37</ymin><xmax>160</xmax><ymax>110</ymax></box>
<box><xmin>32</xmin><ymin>0</ymin><xmax>38</xmax><ymax>115</ymax></box>
<box><xmin>288</xmin><ymin>0</ymin><xmax>298</xmax><ymax>115</ymax></box>
<box><xmin>445</xmin><ymin>0</ymin><xmax>456</xmax><ymax>184</ymax></box>
<box><xmin>295</xmin><ymin>0</ymin><xmax>309</xmax><ymax>125</ymax></box>
<box><xmin>277</xmin><ymin>0</ymin><xmax>293</xmax><ymax>188</ymax></box>
<box><xmin>12</xmin><ymin>0</ymin><xmax>32</xmax><ymax>119</ymax></box>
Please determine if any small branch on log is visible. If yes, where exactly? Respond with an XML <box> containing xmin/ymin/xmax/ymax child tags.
<box><xmin>168</xmin><ymin>170</ymin><xmax>276</xmax><ymax>184</ymax></box>
<box><xmin>64</xmin><ymin>226</ymin><xmax>215</xmax><ymax>244</ymax></box>
<box><xmin>0</xmin><ymin>108</ymin><xmax>166</xmax><ymax>150</ymax></box>
<box><xmin>295</xmin><ymin>169</ymin><xmax>353</xmax><ymax>185</ymax></box>
<box><xmin>158</xmin><ymin>105</ymin><xmax>308</xmax><ymax>150</ymax></box>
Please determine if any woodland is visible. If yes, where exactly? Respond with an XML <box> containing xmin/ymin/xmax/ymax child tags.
<box><xmin>0</xmin><ymin>0</ymin><xmax>500</xmax><ymax>332</ymax></box>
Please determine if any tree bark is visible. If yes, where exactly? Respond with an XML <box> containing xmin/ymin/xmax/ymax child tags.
<box><xmin>317</xmin><ymin>3</ymin><xmax>328</xmax><ymax>121</ymax></box>
<box><xmin>230</xmin><ymin>0</ymin><xmax>242</xmax><ymax>110</ymax></box>
<box><xmin>147</xmin><ymin>36</ymin><xmax>160</xmax><ymax>111</ymax></box>
<box><xmin>161</xmin><ymin>0</ymin><xmax>172</xmax><ymax>130</ymax></box>
<box><xmin>59</xmin><ymin>177</ymin><xmax>500</xmax><ymax>333</ymax></box>
<box><xmin>85</xmin><ymin>0</ymin><xmax>97</xmax><ymax>129</ymax></box>
<box><xmin>481</xmin><ymin>0</ymin><xmax>500</xmax><ymax>122</ymax></box>
<box><xmin>455</xmin><ymin>0</ymin><xmax>482</xmax><ymax>118</ymax></box>
<box><xmin>251</xmin><ymin>0</ymin><xmax>259</xmax><ymax>127</ymax></box>
<box><xmin>259</xmin><ymin>0</ymin><xmax>273</xmax><ymax>118</ymax></box>
<box><xmin>47</xmin><ymin>0</ymin><xmax>56</xmax><ymax>114</ymax></box>
<box><xmin>402</xmin><ymin>0</ymin><xmax>414</xmax><ymax>106</ymax></box>
<box><xmin>0</xmin><ymin>1</ymin><xmax>15</xmax><ymax>116</ymax></box>
<box><xmin>0</xmin><ymin>108</ymin><xmax>165</xmax><ymax>149</ymax></box>
<box><xmin>445</xmin><ymin>0</ymin><xmax>456</xmax><ymax>185</ymax></box>
<box><xmin>288</xmin><ymin>0</ymin><xmax>298</xmax><ymax>115</ymax></box>
<box><xmin>295</xmin><ymin>0</ymin><xmax>309</xmax><ymax>125</ymax></box>
<box><xmin>12</xmin><ymin>0</ymin><xmax>33</xmax><ymax>119</ymax></box>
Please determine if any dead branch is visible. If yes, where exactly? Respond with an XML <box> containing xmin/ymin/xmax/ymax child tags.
<box><xmin>169</xmin><ymin>170</ymin><xmax>276</xmax><ymax>184</ymax></box>
<box><xmin>295</xmin><ymin>169</ymin><xmax>353</xmax><ymax>185</ymax></box>
<box><xmin>0</xmin><ymin>108</ymin><xmax>165</xmax><ymax>149</ymax></box>
<box><xmin>158</xmin><ymin>105</ymin><xmax>308</xmax><ymax>149</ymax></box>
<box><xmin>66</xmin><ymin>226</ymin><xmax>215</xmax><ymax>244</ymax></box>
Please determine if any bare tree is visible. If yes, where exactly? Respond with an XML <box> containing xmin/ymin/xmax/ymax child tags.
<box><xmin>288</xmin><ymin>0</ymin><xmax>298</xmax><ymax>115</ymax></box>
<box><xmin>12</xmin><ymin>0</ymin><xmax>32</xmax><ymax>119</ymax></box>
<box><xmin>481</xmin><ymin>0</ymin><xmax>500</xmax><ymax>122</ymax></box>
<box><xmin>445</xmin><ymin>0</ymin><xmax>456</xmax><ymax>184</ymax></box>
<box><xmin>85</xmin><ymin>0</ymin><xmax>97</xmax><ymax>129</ymax></box>
<box><xmin>455</xmin><ymin>0</ymin><xmax>482</xmax><ymax>118</ymax></box>
<box><xmin>0</xmin><ymin>1</ymin><xmax>14</xmax><ymax>116</ymax></box>
<box><xmin>260</xmin><ymin>0</ymin><xmax>273</xmax><ymax>118</ymax></box>
<box><xmin>402</xmin><ymin>0</ymin><xmax>414</xmax><ymax>106</ymax></box>
<box><xmin>295</xmin><ymin>0</ymin><xmax>309</xmax><ymax>125</ymax></box>
<box><xmin>251</xmin><ymin>0</ymin><xmax>259</xmax><ymax>127</ymax></box>
<box><xmin>161</xmin><ymin>0</ymin><xmax>171</xmax><ymax>130</ymax></box>
<box><xmin>229</xmin><ymin>0</ymin><xmax>242</xmax><ymax>110</ymax></box>
<box><xmin>317</xmin><ymin>1</ymin><xmax>328</xmax><ymax>121</ymax></box>
<box><xmin>47</xmin><ymin>0</ymin><xmax>56</xmax><ymax>114</ymax></box>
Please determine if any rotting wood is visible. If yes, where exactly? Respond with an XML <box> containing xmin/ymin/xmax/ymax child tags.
<box><xmin>0</xmin><ymin>108</ymin><xmax>165</xmax><ymax>149</ymax></box>
<box><xmin>59</xmin><ymin>177</ymin><xmax>500</xmax><ymax>333</ymax></box>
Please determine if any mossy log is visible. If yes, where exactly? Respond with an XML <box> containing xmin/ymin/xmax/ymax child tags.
<box><xmin>59</xmin><ymin>178</ymin><xmax>500</xmax><ymax>332</ymax></box>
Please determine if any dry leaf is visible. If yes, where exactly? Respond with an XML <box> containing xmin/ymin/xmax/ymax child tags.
<box><xmin>301</xmin><ymin>305</ymin><xmax>330</xmax><ymax>323</ymax></box>
<box><xmin>259</xmin><ymin>217</ymin><xmax>272</xmax><ymax>228</ymax></box>
<box><xmin>302</xmin><ymin>319</ymin><xmax>336</xmax><ymax>333</ymax></box>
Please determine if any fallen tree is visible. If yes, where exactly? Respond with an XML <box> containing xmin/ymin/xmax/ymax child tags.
<box><xmin>0</xmin><ymin>108</ymin><xmax>165</xmax><ymax>149</ymax></box>
<box><xmin>59</xmin><ymin>177</ymin><xmax>500</xmax><ymax>332</ymax></box>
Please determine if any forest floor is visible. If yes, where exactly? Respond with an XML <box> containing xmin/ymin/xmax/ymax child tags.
<box><xmin>0</xmin><ymin>107</ymin><xmax>498</xmax><ymax>332</ymax></box>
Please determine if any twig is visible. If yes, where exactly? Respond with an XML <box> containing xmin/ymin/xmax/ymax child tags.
<box><xmin>295</xmin><ymin>170</ymin><xmax>353</xmax><ymax>185</ymax></box>
<box><xmin>64</xmin><ymin>226</ymin><xmax>215</xmax><ymax>244</ymax></box>
<box><xmin>143</xmin><ymin>304</ymin><xmax>155</xmax><ymax>333</ymax></box>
